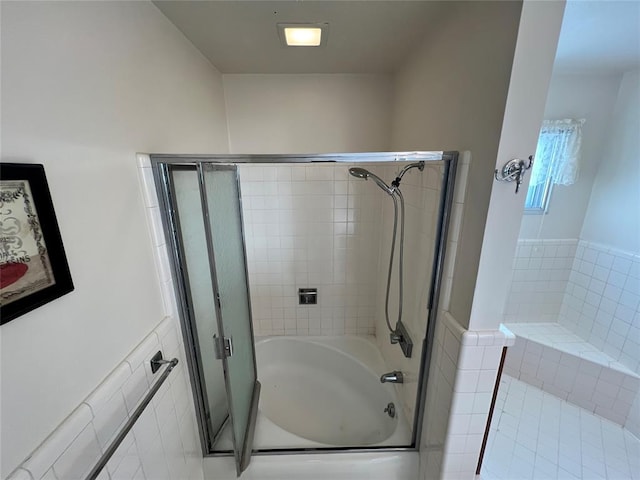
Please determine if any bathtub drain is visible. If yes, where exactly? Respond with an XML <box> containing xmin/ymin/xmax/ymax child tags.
<box><xmin>384</xmin><ymin>402</ymin><xmax>396</xmax><ymax>418</ymax></box>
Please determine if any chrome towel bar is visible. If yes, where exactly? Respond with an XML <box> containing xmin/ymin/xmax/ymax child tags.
<box><xmin>85</xmin><ymin>354</ymin><xmax>179</xmax><ymax>480</ymax></box>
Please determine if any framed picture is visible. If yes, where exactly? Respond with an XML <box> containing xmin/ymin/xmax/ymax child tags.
<box><xmin>0</xmin><ymin>163</ymin><xmax>73</xmax><ymax>324</ymax></box>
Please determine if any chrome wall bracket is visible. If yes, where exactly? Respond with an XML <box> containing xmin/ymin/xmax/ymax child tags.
<box><xmin>150</xmin><ymin>350</ymin><xmax>173</xmax><ymax>374</ymax></box>
<box><xmin>494</xmin><ymin>156</ymin><xmax>533</xmax><ymax>194</ymax></box>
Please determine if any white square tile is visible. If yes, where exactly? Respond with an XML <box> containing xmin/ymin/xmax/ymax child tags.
<box><xmin>91</xmin><ymin>391</ymin><xmax>129</xmax><ymax>449</ymax></box>
<box><xmin>448</xmin><ymin>414</ymin><xmax>471</xmax><ymax>435</ymax></box>
<box><xmin>612</xmin><ymin>256</ymin><xmax>633</xmax><ymax>275</ymax></box>
<box><xmin>468</xmin><ymin>413</ymin><xmax>488</xmax><ymax>434</ymax></box>
<box><xmin>458</xmin><ymin>346</ymin><xmax>484</xmax><ymax>370</ymax></box>
<box><xmin>122</xmin><ymin>365</ymin><xmax>150</xmax><ymax>413</ymax></box>
<box><xmin>481</xmin><ymin>347</ymin><xmax>503</xmax><ymax>370</ymax></box>
<box><xmin>445</xmin><ymin>434</ymin><xmax>467</xmax><ymax>454</ymax></box>
<box><xmin>451</xmin><ymin>393</ymin><xmax>475</xmax><ymax>415</ymax></box>
<box><xmin>454</xmin><ymin>370</ymin><xmax>479</xmax><ymax>393</ymax></box>
<box><xmin>84</xmin><ymin>362</ymin><xmax>132</xmax><ymax>416</ymax></box>
<box><xmin>104</xmin><ymin>433</ymin><xmax>136</xmax><ymax>476</ymax></box>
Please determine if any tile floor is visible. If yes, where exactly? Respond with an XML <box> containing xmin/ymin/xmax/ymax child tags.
<box><xmin>481</xmin><ymin>375</ymin><xmax>640</xmax><ymax>480</ymax></box>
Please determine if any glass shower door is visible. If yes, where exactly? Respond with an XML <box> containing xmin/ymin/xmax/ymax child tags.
<box><xmin>169</xmin><ymin>165</ymin><xmax>229</xmax><ymax>450</ymax></box>
<box><xmin>199</xmin><ymin>163</ymin><xmax>260</xmax><ymax>476</ymax></box>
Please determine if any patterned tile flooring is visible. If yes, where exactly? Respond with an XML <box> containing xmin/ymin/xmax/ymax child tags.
<box><xmin>481</xmin><ymin>375</ymin><xmax>639</xmax><ymax>480</ymax></box>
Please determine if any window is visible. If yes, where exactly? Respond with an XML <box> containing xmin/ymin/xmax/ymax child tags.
<box><xmin>526</xmin><ymin>118</ymin><xmax>585</xmax><ymax>212</ymax></box>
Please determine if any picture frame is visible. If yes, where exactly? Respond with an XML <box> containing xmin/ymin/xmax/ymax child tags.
<box><xmin>0</xmin><ymin>163</ymin><xmax>74</xmax><ymax>324</ymax></box>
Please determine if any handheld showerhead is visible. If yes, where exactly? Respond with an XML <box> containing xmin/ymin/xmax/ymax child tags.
<box><xmin>348</xmin><ymin>167</ymin><xmax>394</xmax><ymax>195</ymax></box>
<box><xmin>348</xmin><ymin>167</ymin><xmax>370</xmax><ymax>179</ymax></box>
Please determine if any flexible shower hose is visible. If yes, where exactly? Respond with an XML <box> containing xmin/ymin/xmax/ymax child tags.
<box><xmin>384</xmin><ymin>188</ymin><xmax>405</xmax><ymax>335</ymax></box>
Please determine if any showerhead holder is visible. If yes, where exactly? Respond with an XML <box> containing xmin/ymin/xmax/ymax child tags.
<box><xmin>392</xmin><ymin>161</ymin><xmax>426</xmax><ymax>188</ymax></box>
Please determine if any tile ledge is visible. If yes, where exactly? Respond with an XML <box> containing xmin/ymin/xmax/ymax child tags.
<box><xmin>442</xmin><ymin>312</ymin><xmax>512</xmax><ymax>347</ymax></box>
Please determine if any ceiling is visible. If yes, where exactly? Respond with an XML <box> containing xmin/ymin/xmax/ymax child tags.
<box><xmin>554</xmin><ymin>0</ymin><xmax>640</xmax><ymax>74</ymax></box>
<box><xmin>155</xmin><ymin>0</ymin><xmax>640</xmax><ymax>76</ymax></box>
<box><xmin>153</xmin><ymin>1</ymin><xmax>444</xmax><ymax>74</ymax></box>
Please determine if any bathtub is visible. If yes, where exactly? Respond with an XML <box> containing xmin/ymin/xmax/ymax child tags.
<box><xmin>252</xmin><ymin>336</ymin><xmax>411</xmax><ymax>449</ymax></box>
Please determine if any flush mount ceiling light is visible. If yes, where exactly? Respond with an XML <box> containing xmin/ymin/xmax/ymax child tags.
<box><xmin>277</xmin><ymin>23</ymin><xmax>329</xmax><ymax>47</ymax></box>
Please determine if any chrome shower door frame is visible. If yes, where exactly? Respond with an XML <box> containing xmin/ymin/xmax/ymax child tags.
<box><xmin>151</xmin><ymin>151</ymin><xmax>458</xmax><ymax>458</ymax></box>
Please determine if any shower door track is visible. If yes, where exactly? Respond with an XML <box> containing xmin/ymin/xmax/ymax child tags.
<box><xmin>151</xmin><ymin>151</ymin><xmax>458</xmax><ymax>457</ymax></box>
<box><xmin>205</xmin><ymin>446</ymin><xmax>419</xmax><ymax>457</ymax></box>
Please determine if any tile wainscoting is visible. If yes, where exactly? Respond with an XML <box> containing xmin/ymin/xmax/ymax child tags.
<box><xmin>6</xmin><ymin>317</ymin><xmax>203</xmax><ymax>480</ymax></box>
<box><xmin>420</xmin><ymin>312</ymin><xmax>515</xmax><ymax>480</ymax></box>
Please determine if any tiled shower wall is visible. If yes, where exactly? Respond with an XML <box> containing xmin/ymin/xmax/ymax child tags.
<box><xmin>238</xmin><ymin>163</ymin><xmax>385</xmax><ymax>337</ymax></box>
<box><xmin>559</xmin><ymin>240</ymin><xmax>640</xmax><ymax>374</ymax></box>
<box><xmin>503</xmin><ymin>239</ymin><xmax>577</xmax><ymax>324</ymax></box>
<box><xmin>506</xmin><ymin>238</ymin><xmax>640</xmax><ymax>375</ymax></box>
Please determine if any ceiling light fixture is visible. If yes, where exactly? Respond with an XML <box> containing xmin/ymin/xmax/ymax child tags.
<box><xmin>277</xmin><ymin>23</ymin><xmax>329</xmax><ymax>47</ymax></box>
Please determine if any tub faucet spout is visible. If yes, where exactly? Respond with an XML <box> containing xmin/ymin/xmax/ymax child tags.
<box><xmin>380</xmin><ymin>371</ymin><xmax>404</xmax><ymax>383</ymax></box>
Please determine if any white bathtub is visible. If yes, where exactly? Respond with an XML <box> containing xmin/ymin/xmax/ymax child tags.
<box><xmin>254</xmin><ymin>336</ymin><xmax>410</xmax><ymax>448</ymax></box>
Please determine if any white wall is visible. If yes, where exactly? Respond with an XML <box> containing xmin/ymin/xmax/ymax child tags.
<box><xmin>390</xmin><ymin>0</ymin><xmax>523</xmax><ymax>328</ymax></box>
<box><xmin>467</xmin><ymin>0</ymin><xmax>565</xmax><ymax>333</ymax></box>
<box><xmin>0</xmin><ymin>1</ymin><xmax>228</xmax><ymax>475</ymax></box>
<box><xmin>520</xmin><ymin>73</ymin><xmax>622</xmax><ymax>239</ymax></box>
<box><xmin>581</xmin><ymin>69</ymin><xmax>640</xmax><ymax>253</ymax></box>
<box><xmin>223</xmin><ymin>74</ymin><xmax>392</xmax><ymax>154</ymax></box>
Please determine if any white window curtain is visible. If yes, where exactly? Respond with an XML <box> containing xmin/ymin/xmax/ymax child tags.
<box><xmin>530</xmin><ymin>118</ymin><xmax>585</xmax><ymax>187</ymax></box>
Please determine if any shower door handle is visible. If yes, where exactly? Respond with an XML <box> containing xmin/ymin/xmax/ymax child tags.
<box><xmin>213</xmin><ymin>334</ymin><xmax>233</xmax><ymax>359</ymax></box>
